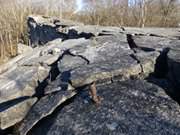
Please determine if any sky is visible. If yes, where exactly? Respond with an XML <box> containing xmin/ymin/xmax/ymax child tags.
<box><xmin>74</xmin><ymin>0</ymin><xmax>83</xmax><ymax>13</ymax></box>
<box><xmin>74</xmin><ymin>0</ymin><xmax>130</xmax><ymax>13</ymax></box>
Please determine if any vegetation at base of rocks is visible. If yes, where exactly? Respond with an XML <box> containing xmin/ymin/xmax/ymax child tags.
<box><xmin>0</xmin><ymin>1</ymin><xmax>30</xmax><ymax>63</ymax></box>
<box><xmin>0</xmin><ymin>0</ymin><xmax>179</xmax><ymax>63</ymax></box>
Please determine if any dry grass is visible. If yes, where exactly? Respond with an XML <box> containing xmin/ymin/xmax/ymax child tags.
<box><xmin>0</xmin><ymin>1</ymin><xmax>32</xmax><ymax>62</ymax></box>
<box><xmin>0</xmin><ymin>1</ymin><xmax>179</xmax><ymax>63</ymax></box>
<box><xmin>0</xmin><ymin>0</ymin><xmax>63</xmax><ymax>63</ymax></box>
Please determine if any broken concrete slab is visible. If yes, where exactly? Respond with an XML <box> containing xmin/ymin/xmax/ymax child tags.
<box><xmin>28</xmin><ymin>80</ymin><xmax>180</xmax><ymax>135</ymax></box>
<box><xmin>0</xmin><ymin>97</ymin><xmax>37</xmax><ymax>130</ymax></box>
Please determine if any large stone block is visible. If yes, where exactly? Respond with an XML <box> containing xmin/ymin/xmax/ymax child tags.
<box><xmin>0</xmin><ymin>66</ymin><xmax>50</xmax><ymax>104</ymax></box>
<box><xmin>0</xmin><ymin>97</ymin><xmax>37</xmax><ymax>130</ymax></box>
<box><xmin>28</xmin><ymin>80</ymin><xmax>180</xmax><ymax>135</ymax></box>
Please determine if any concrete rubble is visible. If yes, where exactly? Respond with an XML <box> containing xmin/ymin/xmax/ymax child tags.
<box><xmin>0</xmin><ymin>15</ymin><xmax>180</xmax><ymax>135</ymax></box>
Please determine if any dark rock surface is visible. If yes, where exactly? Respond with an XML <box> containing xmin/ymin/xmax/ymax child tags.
<box><xmin>28</xmin><ymin>80</ymin><xmax>180</xmax><ymax>135</ymax></box>
<box><xmin>167</xmin><ymin>47</ymin><xmax>180</xmax><ymax>103</ymax></box>
<box><xmin>132</xmin><ymin>34</ymin><xmax>180</xmax><ymax>51</ymax></box>
<box><xmin>18</xmin><ymin>90</ymin><xmax>76</xmax><ymax>135</ymax></box>
<box><xmin>28</xmin><ymin>15</ymin><xmax>92</xmax><ymax>47</ymax></box>
<box><xmin>28</xmin><ymin>15</ymin><xmax>66</xmax><ymax>47</ymax></box>
<box><xmin>0</xmin><ymin>97</ymin><xmax>37</xmax><ymax>130</ymax></box>
<box><xmin>57</xmin><ymin>35</ymin><xmax>159</xmax><ymax>88</ymax></box>
<box><xmin>0</xmin><ymin>15</ymin><xmax>180</xmax><ymax>134</ymax></box>
<box><xmin>28</xmin><ymin>15</ymin><xmax>85</xmax><ymax>47</ymax></box>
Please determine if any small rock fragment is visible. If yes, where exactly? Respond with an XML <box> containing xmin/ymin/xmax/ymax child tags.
<box><xmin>106</xmin><ymin>122</ymin><xmax>118</xmax><ymax>131</ymax></box>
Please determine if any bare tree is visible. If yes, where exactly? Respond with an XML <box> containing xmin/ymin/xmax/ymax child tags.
<box><xmin>159</xmin><ymin>0</ymin><xmax>178</xmax><ymax>26</ymax></box>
